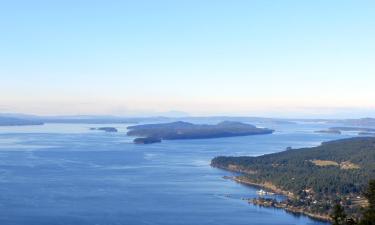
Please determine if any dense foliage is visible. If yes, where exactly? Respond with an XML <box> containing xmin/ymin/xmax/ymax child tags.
<box><xmin>331</xmin><ymin>180</ymin><xmax>375</xmax><ymax>225</ymax></box>
<box><xmin>331</xmin><ymin>203</ymin><xmax>347</xmax><ymax>225</ymax></box>
<box><xmin>360</xmin><ymin>180</ymin><xmax>375</xmax><ymax>225</ymax></box>
<box><xmin>212</xmin><ymin>137</ymin><xmax>375</xmax><ymax>195</ymax></box>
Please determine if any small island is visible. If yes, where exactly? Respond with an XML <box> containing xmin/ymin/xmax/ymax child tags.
<box><xmin>315</xmin><ymin>126</ymin><xmax>375</xmax><ymax>135</ymax></box>
<box><xmin>127</xmin><ymin>121</ymin><xmax>274</xmax><ymax>144</ymax></box>
<box><xmin>90</xmin><ymin>127</ymin><xmax>118</xmax><ymax>132</ymax></box>
<box><xmin>133</xmin><ymin>137</ymin><xmax>162</xmax><ymax>144</ymax></box>
<box><xmin>315</xmin><ymin>129</ymin><xmax>341</xmax><ymax>134</ymax></box>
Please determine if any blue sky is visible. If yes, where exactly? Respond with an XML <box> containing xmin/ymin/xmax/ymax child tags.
<box><xmin>1</xmin><ymin>0</ymin><xmax>374</xmax><ymax>117</ymax></box>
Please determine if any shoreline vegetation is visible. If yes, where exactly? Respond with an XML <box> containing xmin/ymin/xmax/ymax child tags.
<box><xmin>211</xmin><ymin>137</ymin><xmax>375</xmax><ymax>223</ymax></box>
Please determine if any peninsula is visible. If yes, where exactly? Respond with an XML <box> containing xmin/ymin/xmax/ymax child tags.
<box><xmin>211</xmin><ymin>137</ymin><xmax>375</xmax><ymax>221</ymax></box>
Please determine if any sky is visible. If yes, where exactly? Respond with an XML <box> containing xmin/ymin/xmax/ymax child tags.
<box><xmin>0</xmin><ymin>0</ymin><xmax>374</xmax><ymax>118</ymax></box>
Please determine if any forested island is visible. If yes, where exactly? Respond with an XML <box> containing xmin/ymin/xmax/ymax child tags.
<box><xmin>315</xmin><ymin>127</ymin><xmax>375</xmax><ymax>136</ymax></box>
<box><xmin>315</xmin><ymin>129</ymin><xmax>342</xmax><ymax>134</ymax></box>
<box><xmin>211</xmin><ymin>137</ymin><xmax>375</xmax><ymax>222</ymax></box>
<box><xmin>90</xmin><ymin>127</ymin><xmax>118</xmax><ymax>132</ymax></box>
<box><xmin>133</xmin><ymin>137</ymin><xmax>162</xmax><ymax>144</ymax></box>
<box><xmin>127</xmin><ymin>121</ymin><xmax>274</xmax><ymax>143</ymax></box>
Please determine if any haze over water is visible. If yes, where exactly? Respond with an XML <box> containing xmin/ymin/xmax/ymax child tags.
<box><xmin>0</xmin><ymin>122</ymin><xmax>354</xmax><ymax>225</ymax></box>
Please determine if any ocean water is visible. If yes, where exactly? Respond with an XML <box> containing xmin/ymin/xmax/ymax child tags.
<box><xmin>0</xmin><ymin>122</ymin><xmax>351</xmax><ymax>225</ymax></box>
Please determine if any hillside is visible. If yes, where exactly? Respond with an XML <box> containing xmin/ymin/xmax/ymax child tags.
<box><xmin>211</xmin><ymin>137</ymin><xmax>375</xmax><ymax>219</ymax></box>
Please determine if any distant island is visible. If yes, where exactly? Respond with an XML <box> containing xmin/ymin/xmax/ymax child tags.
<box><xmin>90</xmin><ymin>127</ymin><xmax>118</xmax><ymax>132</ymax></box>
<box><xmin>133</xmin><ymin>137</ymin><xmax>162</xmax><ymax>144</ymax></box>
<box><xmin>331</xmin><ymin>127</ymin><xmax>375</xmax><ymax>132</ymax></box>
<box><xmin>336</xmin><ymin>117</ymin><xmax>375</xmax><ymax>127</ymax></box>
<box><xmin>315</xmin><ymin>129</ymin><xmax>342</xmax><ymax>134</ymax></box>
<box><xmin>211</xmin><ymin>137</ymin><xmax>375</xmax><ymax>221</ymax></box>
<box><xmin>358</xmin><ymin>132</ymin><xmax>375</xmax><ymax>136</ymax></box>
<box><xmin>127</xmin><ymin>121</ymin><xmax>274</xmax><ymax>143</ymax></box>
<box><xmin>315</xmin><ymin>126</ymin><xmax>375</xmax><ymax>135</ymax></box>
<box><xmin>0</xmin><ymin>116</ymin><xmax>44</xmax><ymax>126</ymax></box>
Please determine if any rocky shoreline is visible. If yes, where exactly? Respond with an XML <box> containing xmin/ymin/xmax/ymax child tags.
<box><xmin>223</xmin><ymin>175</ymin><xmax>331</xmax><ymax>222</ymax></box>
<box><xmin>250</xmin><ymin>196</ymin><xmax>331</xmax><ymax>222</ymax></box>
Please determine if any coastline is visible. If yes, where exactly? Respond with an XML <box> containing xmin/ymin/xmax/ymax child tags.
<box><xmin>228</xmin><ymin>176</ymin><xmax>331</xmax><ymax>222</ymax></box>
<box><xmin>231</xmin><ymin>176</ymin><xmax>295</xmax><ymax>198</ymax></box>
<box><xmin>219</xmin><ymin>168</ymin><xmax>332</xmax><ymax>223</ymax></box>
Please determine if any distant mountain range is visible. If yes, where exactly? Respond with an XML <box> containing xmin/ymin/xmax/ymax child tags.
<box><xmin>0</xmin><ymin>113</ymin><xmax>297</xmax><ymax>125</ymax></box>
<box><xmin>1</xmin><ymin>113</ymin><xmax>375</xmax><ymax>127</ymax></box>
<box><xmin>0</xmin><ymin>116</ymin><xmax>44</xmax><ymax>126</ymax></box>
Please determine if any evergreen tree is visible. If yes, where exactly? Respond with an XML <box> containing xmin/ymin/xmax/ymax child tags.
<box><xmin>331</xmin><ymin>203</ymin><xmax>346</xmax><ymax>225</ymax></box>
<box><xmin>346</xmin><ymin>218</ymin><xmax>358</xmax><ymax>225</ymax></box>
<box><xmin>360</xmin><ymin>180</ymin><xmax>375</xmax><ymax>225</ymax></box>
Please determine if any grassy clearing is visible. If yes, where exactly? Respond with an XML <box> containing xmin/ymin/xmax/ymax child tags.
<box><xmin>310</xmin><ymin>160</ymin><xmax>360</xmax><ymax>169</ymax></box>
<box><xmin>310</xmin><ymin>160</ymin><xmax>339</xmax><ymax>167</ymax></box>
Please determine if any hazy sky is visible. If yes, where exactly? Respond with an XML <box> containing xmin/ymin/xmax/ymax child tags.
<box><xmin>1</xmin><ymin>0</ymin><xmax>374</xmax><ymax>117</ymax></box>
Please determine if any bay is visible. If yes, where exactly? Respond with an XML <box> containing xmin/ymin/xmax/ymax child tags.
<box><xmin>0</xmin><ymin>122</ymin><xmax>351</xmax><ymax>225</ymax></box>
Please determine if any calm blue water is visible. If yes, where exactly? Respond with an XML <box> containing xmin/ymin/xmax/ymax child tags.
<box><xmin>0</xmin><ymin>122</ymin><xmax>351</xmax><ymax>225</ymax></box>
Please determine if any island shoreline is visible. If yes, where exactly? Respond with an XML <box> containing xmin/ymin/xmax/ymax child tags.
<box><xmin>215</xmin><ymin>166</ymin><xmax>332</xmax><ymax>223</ymax></box>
